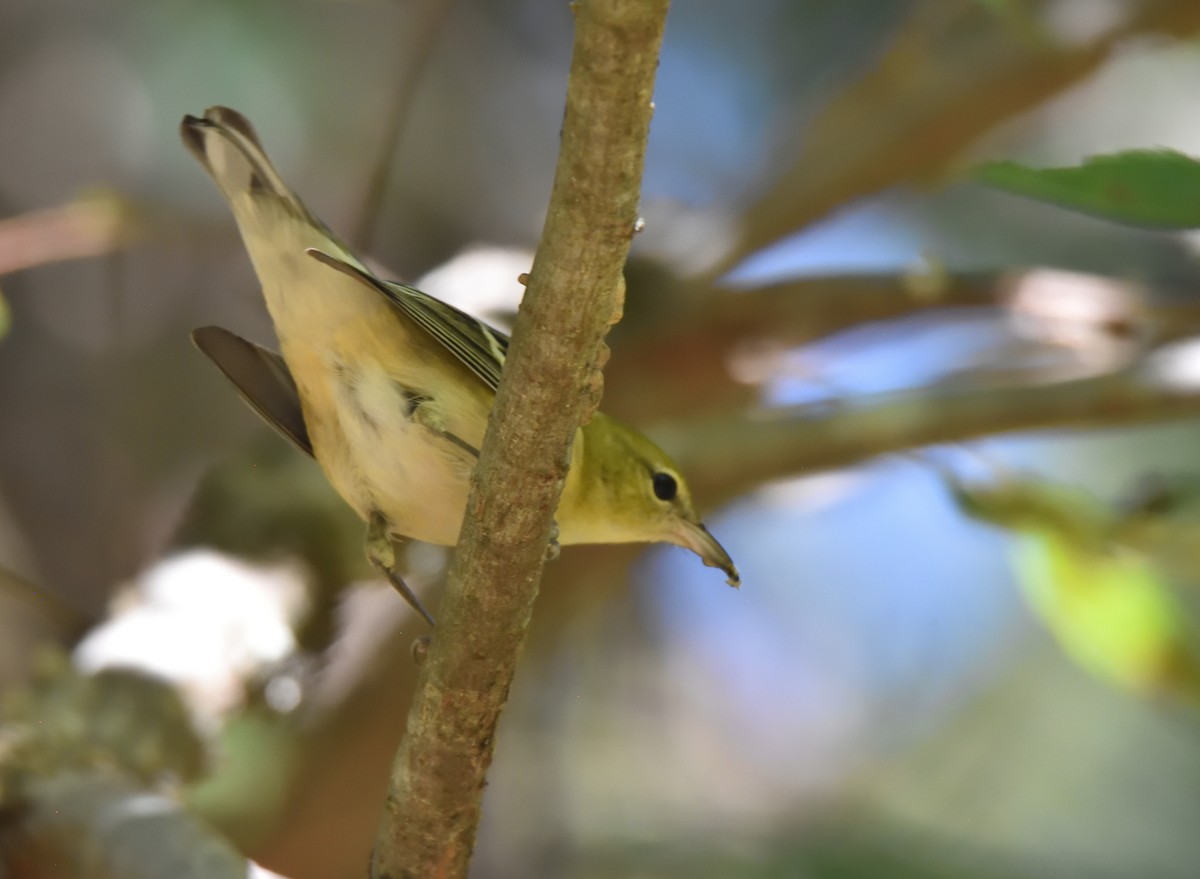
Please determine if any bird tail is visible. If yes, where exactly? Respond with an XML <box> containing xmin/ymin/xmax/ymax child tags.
<box><xmin>180</xmin><ymin>107</ymin><xmax>308</xmax><ymax>218</ymax></box>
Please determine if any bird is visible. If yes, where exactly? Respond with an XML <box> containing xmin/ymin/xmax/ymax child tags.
<box><xmin>180</xmin><ymin>106</ymin><xmax>739</xmax><ymax>626</ymax></box>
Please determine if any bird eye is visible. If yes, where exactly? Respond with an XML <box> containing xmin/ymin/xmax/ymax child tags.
<box><xmin>652</xmin><ymin>472</ymin><xmax>677</xmax><ymax>501</ymax></box>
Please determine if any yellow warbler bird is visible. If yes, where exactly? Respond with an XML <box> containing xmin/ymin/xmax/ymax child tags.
<box><xmin>181</xmin><ymin>106</ymin><xmax>739</xmax><ymax>626</ymax></box>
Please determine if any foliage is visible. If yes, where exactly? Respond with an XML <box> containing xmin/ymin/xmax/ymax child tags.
<box><xmin>977</xmin><ymin>150</ymin><xmax>1200</xmax><ymax>229</ymax></box>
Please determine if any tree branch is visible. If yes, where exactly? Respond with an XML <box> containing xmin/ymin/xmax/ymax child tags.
<box><xmin>607</xmin><ymin>270</ymin><xmax>1001</xmax><ymax>420</ymax></box>
<box><xmin>530</xmin><ymin>358</ymin><xmax>1200</xmax><ymax>659</ymax></box>
<box><xmin>658</xmin><ymin>367</ymin><xmax>1200</xmax><ymax>505</ymax></box>
<box><xmin>609</xmin><ymin>265</ymin><xmax>1200</xmax><ymax>425</ymax></box>
<box><xmin>369</xmin><ymin>1</ymin><xmax>669</xmax><ymax>876</ymax></box>
<box><xmin>0</xmin><ymin>192</ymin><xmax>142</xmax><ymax>277</ymax></box>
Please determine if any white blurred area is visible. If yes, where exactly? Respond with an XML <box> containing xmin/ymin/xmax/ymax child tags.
<box><xmin>1003</xmin><ymin>268</ymin><xmax>1146</xmax><ymax>372</ymax></box>
<box><xmin>1147</xmin><ymin>337</ymin><xmax>1200</xmax><ymax>390</ymax></box>
<box><xmin>414</xmin><ymin>245</ymin><xmax>531</xmax><ymax>331</ymax></box>
<box><xmin>250</xmin><ymin>862</ymin><xmax>291</xmax><ymax>879</ymax></box>
<box><xmin>1040</xmin><ymin>0</ymin><xmax>1131</xmax><ymax>46</ymax></box>
<box><xmin>73</xmin><ymin>550</ymin><xmax>305</xmax><ymax>724</ymax></box>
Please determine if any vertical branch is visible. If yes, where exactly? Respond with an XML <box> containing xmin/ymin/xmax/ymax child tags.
<box><xmin>369</xmin><ymin>0</ymin><xmax>670</xmax><ymax>876</ymax></box>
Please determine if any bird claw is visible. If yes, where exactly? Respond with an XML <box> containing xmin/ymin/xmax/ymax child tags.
<box><xmin>366</xmin><ymin>512</ymin><xmax>436</xmax><ymax>627</ymax></box>
<box><xmin>545</xmin><ymin>520</ymin><xmax>561</xmax><ymax>561</ymax></box>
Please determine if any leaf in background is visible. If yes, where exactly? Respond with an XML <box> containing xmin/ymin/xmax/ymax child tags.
<box><xmin>945</xmin><ymin>472</ymin><xmax>1200</xmax><ymax>700</ymax></box>
<box><xmin>709</xmin><ymin>0</ymin><xmax>1200</xmax><ymax>278</ymax></box>
<box><xmin>976</xmin><ymin>150</ymin><xmax>1200</xmax><ymax>229</ymax></box>
<box><xmin>1014</xmin><ymin>532</ymin><xmax>1196</xmax><ymax>696</ymax></box>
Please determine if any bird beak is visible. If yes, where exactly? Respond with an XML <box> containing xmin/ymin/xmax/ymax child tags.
<box><xmin>672</xmin><ymin>520</ymin><xmax>740</xmax><ymax>588</ymax></box>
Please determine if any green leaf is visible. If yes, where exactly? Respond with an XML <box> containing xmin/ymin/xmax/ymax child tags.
<box><xmin>1015</xmin><ymin>533</ymin><xmax>1186</xmax><ymax>693</ymax></box>
<box><xmin>945</xmin><ymin>473</ymin><xmax>1200</xmax><ymax>698</ymax></box>
<box><xmin>975</xmin><ymin>150</ymin><xmax>1200</xmax><ymax>229</ymax></box>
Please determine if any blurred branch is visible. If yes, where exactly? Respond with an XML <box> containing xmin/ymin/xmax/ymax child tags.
<box><xmin>190</xmin><ymin>591</ymin><xmax>419</xmax><ymax>879</ymax></box>
<box><xmin>659</xmin><ymin>367</ymin><xmax>1200</xmax><ymax>505</ymax></box>
<box><xmin>251</xmin><ymin>618</ymin><xmax>418</xmax><ymax>877</ymax></box>
<box><xmin>610</xmin><ymin>270</ymin><xmax>999</xmax><ymax>420</ymax></box>
<box><xmin>533</xmin><ymin>350</ymin><xmax>1200</xmax><ymax>654</ymax></box>
<box><xmin>0</xmin><ymin>566</ymin><xmax>87</xmax><ymax>636</ymax></box>
<box><xmin>704</xmin><ymin>273</ymin><xmax>996</xmax><ymax>342</ymax></box>
<box><xmin>1150</xmin><ymin>301</ymin><xmax>1200</xmax><ymax>345</ymax></box>
<box><xmin>369</xmin><ymin>0</ymin><xmax>667</xmax><ymax>876</ymax></box>
<box><xmin>352</xmin><ymin>0</ymin><xmax>458</xmax><ymax>253</ymax></box>
<box><xmin>709</xmin><ymin>0</ymin><xmax>1200</xmax><ymax>277</ymax></box>
<box><xmin>612</xmin><ymin>266</ymin><xmax>1200</xmax><ymax>424</ymax></box>
<box><xmin>0</xmin><ymin>191</ymin><xmax>142</xmax><ymax>277</ymax></box>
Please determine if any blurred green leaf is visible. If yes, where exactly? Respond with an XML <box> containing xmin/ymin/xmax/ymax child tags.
<box><xmin>1015</xmin><ymin>533</ymin><xmax>1190</xmax><ymax>694</ymax></box>
<box><xmin>945</xmin><ymin>472</ymin><xmax>1200</xmax><ymax>699</ymax></box>
<box><xmin>976</xmin><ymin>150</ymin><xmax>1200</xmax><ymax>229</ymax></box>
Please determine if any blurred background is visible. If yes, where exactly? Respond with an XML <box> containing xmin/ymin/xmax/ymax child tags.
<box><xmin>5</xmin><ymin>0</ymin><xmax>1200</xmax><ymax>876</ymax></box>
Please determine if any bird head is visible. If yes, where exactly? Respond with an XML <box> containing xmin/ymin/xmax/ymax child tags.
<box><xmin>562</xmin><ymin>413</ymin><xmax>740</xmax><ymax>587</ymax></box>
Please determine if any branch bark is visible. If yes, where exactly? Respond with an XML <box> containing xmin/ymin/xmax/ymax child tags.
<box><xmin>369</xmin><ymin>1</ymin><xmax>669</xmax><ymax>876</ymax></box>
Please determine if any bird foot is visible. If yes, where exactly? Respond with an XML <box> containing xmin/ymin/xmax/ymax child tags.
<box><xmin>366</xmin><ymin>511</ymin><xmax>436</xmax><ymax>627</ymax></box>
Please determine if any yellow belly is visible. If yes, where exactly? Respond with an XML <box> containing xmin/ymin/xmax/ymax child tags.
<box><xmin>274</xmin><ymin>289</ymin><xmax>485</xmax><ymax>545</ymax></box>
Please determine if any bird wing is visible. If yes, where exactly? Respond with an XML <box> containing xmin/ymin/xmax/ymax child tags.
<box><xmin>191</xmin><ymin>325</ymin><xmax>314</xmax><ymax>457</ymax></box>
<box><xmin>306</xmin><ymin>248</ymin><xmax>510</xmax><ymax>393</ymax></box>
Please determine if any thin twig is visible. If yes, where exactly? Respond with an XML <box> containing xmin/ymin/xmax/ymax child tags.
<box><xmin>352</xmin><ymin>0</ymin><xmax>458</xmax><ymax>254</ymax></box>
<box><xmin>368</xmin><ymin>1</ymin><xmax>669</xmax><ymax>876</ymax></box>
<box><xmin>0</xmin><ymin>192</ymin><xmax>140</xmax><ymax>277</ymax></box>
